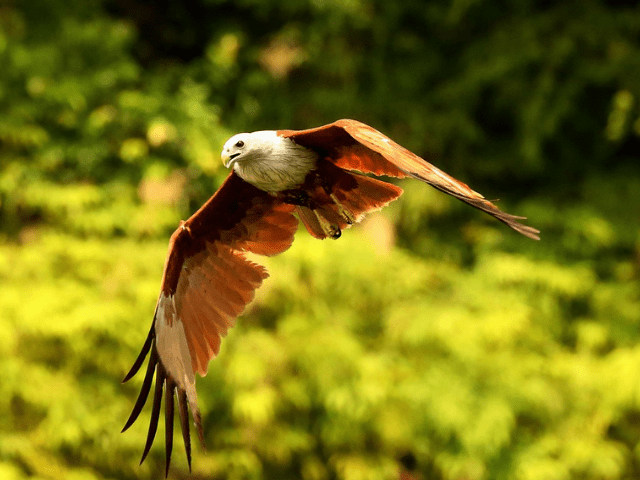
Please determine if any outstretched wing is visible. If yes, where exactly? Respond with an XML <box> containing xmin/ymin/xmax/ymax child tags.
<box><xmin>122</xmin><ymin>172</ymin><xmax>299</xmax><ymax>476</ymax></box>
<box><xmin>279</xmin><ymin>119</ymin><xmax>539</xmax><ymax>240</ymax></box>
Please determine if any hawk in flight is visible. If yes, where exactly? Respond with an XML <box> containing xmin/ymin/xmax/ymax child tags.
<box><xmin>122</xmin><ymin>119</ymin><xmax>539</xmax><ymax>475</ymax></box>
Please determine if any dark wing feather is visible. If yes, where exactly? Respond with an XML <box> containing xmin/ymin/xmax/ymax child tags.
<box><xmin>121</xmin><ymin>341</ymin><xmax>157</xmax><ymax>433</ymax></box>
<box><xmin>141</xmin><ymin>360</ymin><xmax>165</xmax><ymax>465</ymax></box>
<box><xmin>164</xmin><ymin>378</ymin><xmax>175</xmax><ymax>477</ymax></box>
<box><xmin>280</xmin><ymin>119</ymin><xmax>539</xmax><ymax>240</ymax></box>
<box><xmin>123</xmin><ymin>172</ymin><xmax>298</xmax><ymax>475</ymax></box>
<box><xmin>177</xmin><ymin>389</ymin><xmax>192</xmax><ymax>469</ymax></box>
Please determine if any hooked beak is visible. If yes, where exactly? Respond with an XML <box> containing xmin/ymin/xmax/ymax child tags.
<box><xmin>221</xmin><ymin>151</ymin><xmax>240</xmax><ymax>169</ymax></box>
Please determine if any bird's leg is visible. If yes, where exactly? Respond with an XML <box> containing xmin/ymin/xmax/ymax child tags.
<box><xmin>314</xmin><ymin>171</ymin><xmax>356</xmax><ymax>225</ymax></box>
<box><xmin>328</xmin><ymin>193</ymin><xmax>355</xmax><ymax>225</ymax></box>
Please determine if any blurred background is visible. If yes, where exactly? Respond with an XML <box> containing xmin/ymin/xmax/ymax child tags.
<box><xmin>1</xmin><ymin>0</ymin><xmax>640</xmax><ymax>479</ymax></box>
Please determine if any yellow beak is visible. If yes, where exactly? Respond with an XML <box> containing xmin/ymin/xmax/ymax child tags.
<box><xmin>221</xmin><ymin>151</ymin><xmax>230</xmax><ymax>167</ymax></box>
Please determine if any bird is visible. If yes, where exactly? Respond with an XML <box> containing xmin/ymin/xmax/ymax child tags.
<box><xmin>121</xmin><ymin>119</ymin><xmax>539</xmax><ymax>476</ymax></box>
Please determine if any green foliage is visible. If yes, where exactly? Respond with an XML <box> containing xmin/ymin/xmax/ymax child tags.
<box><xmin>1</xmin><ymin>0</ymin><xmax>640</xmax><ymax>479</ymax></box>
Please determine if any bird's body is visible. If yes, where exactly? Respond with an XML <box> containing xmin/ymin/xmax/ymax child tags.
<box><xmin>122</xmin><ymin>119</ymin><xmax>539</xmax><ymax>476</ymax></box>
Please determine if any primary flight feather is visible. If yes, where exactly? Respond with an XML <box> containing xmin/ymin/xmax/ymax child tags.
<box><xmin>122</xmin><ymin>119</ymin><xmax>539</xmax><ymax>475</ymax></box>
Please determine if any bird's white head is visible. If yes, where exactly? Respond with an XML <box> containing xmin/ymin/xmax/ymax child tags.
<box><xmin>221</xmin><ymin>131</ymin><xmax>279</xmax><ymax>169</ymax></box>
<box><xmin>220</xmin><ymin>130</ymin><xmax>318</xmax><ymax>192</ymax></box>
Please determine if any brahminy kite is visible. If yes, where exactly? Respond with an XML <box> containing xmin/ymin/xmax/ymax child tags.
<box><xmin>122</xmin><ymin>119</ymin><xmax>539</xmax><ymax>475</ymax></box>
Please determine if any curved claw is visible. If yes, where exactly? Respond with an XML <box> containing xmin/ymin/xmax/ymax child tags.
<box><xmin>314</xmin><ymin>210</ymin><xmax>341</xmax><ymax>239</ymax></box>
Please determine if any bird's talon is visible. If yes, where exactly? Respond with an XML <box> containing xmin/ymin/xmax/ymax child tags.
<box><xmin>314</xmin><ymin>210</ymin><xmax>341</xmax><ymax>239</ymax></box>
<box><xmin>329</xmin><ymin>193</ymin><xmax>355</xmax><ymax>225</ymax></box>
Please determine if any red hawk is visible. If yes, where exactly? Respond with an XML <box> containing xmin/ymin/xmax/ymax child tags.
<box><xmin>122</xmin><ymin>119</ymin><xmax>539</xmax><ymax>475</ymax></box>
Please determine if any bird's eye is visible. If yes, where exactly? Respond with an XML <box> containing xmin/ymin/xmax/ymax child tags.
<box><xmin>235</xmin><ymin>140</ymin><xmax>244</xmax><ymax>148</ymax></box>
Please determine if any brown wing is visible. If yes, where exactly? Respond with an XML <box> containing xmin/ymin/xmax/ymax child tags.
<box><xmin>279</xmin><ymin>119</ymin><xmax>540</xmax><ymax>240</ymax></box>
<box><xmin>121</xmin><ymin>172</ymin><xmax>298</xmax><ymax>475</ymax></box>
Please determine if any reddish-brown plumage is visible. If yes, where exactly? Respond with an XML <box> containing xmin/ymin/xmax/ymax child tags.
<box><xmin>123</xmin><ymin>119</ymin><xmax>539</xmax><ymax>476</ymax></box>
<box><xmin>281</xmin><ymin>119</ymin><xmax>540</xmax><ymax>239</ymax></box>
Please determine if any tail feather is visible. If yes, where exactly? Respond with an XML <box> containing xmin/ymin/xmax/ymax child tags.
<box><xmin>298</xmin><ymin>170</ymin><xmax>403</xmax><ymax>238</ymax></box>
<box><xmin>335</xmin><ymin>173</ymin><xmax>403</xmax><ymax>221</ymax></box>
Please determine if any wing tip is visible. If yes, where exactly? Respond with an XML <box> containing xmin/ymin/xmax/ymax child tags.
<box><xmin>123</xmin><ymin>331</ymin><xmax>205</xmax><ymax>476</ymax></box>
<box><xmin>121</xmin><ymin>346</ymin><xmax>159</xmax><ymax>433</ymax></box>
<box><xmin>164</xmin><ymin>379</ymin><xmax>175</xmax><ymax>478</ymax></box>
<box><xmin>514</xmin><ymin>223</ymin><xmax>541</xmax><ymax>241</ymax></box>
<box><xmin>122</xmin><ymin>323</ymin><xmax>155</xmax><ymax>384</ymax></box>
<box><xmin>492</xmin><ymin>211</ymin><xmax>541</xmax><ymax>241</ymax></box>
